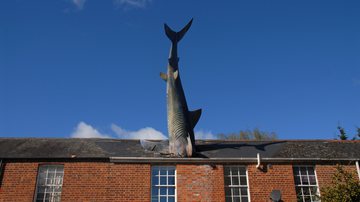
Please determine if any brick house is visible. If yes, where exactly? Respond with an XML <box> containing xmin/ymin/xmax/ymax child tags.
<box><xmin>0</xmin><ymin>138</ymin><xmax>359</xmax><ymax>202</ymax></box>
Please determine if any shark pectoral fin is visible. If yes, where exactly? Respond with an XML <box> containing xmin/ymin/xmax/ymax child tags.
<box><xmin>160</xmin><ymin>72</ymin><xmax>168</xmax><ymax>81</ymax></box>
<box><xmin>140</xmin><ymin>139</ymin><xmax>169</xmax><ymax>153</ymax></box>
<box><xmin>186</xmin><ymin>135</ymin><xmax>193</xmax><ymax>157</ymax></box>
<box><xmin>189</xmin><ymin>109</ymin><xmax>202</xmax><ymax>129</ymax></box>
<box><xmin>173</xmin><ymin>70</ymin><xmax>179</xmax><ymax>80</ymax></box>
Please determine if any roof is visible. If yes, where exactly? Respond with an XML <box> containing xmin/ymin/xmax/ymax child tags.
<box><xmin>0</xmin><ymin>138</ymin><xmax>359</xmax><ymax>163</ymax></box>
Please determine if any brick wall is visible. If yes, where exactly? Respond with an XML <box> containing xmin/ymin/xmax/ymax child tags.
<box><xmin>61</xmin><ymin>163</ymin><xmax>151</xmax><ymax>202</ymax></box>
<box><xmin>0</xmin><ymin>162</ymin><xmax>38</xmax><ymax>202</ymax></box>
<box><xmin>247</xmin><ymin>164</ymin><xmax>297</xmax><ymax>202</ymax></box>
<box><xmin>177</xmin><ymin>164</ymin><xmax>225</xmax><ymax>202</ymax></box>
<box><xmin>0</xmin><ymin>162</ymin><xmax>359</xmax><ymax>202</ymax></box>
<box><xmin>0</xmin><ymin>162</ymin><xmax>151</xmax><ymax>202</ymax></box>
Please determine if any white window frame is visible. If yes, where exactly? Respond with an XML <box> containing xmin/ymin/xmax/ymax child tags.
<box><xmin>34</xmin><ymin>165</ymin><xmax>64</xmax><ymax>202</ymax></box>
<box><xmin>293</xmin><ymin>165</ymin><xmax>320</xmax><ymax>202</ymax></box>
<box><xmin>151</xmin><ymin>165</ymin><xmax>177</xmax><ymax>202</ymax></box>
<box><xmin>224</xmin><ymin>165</ymin><xmax>250</xmax><ymax>202</ymax></box>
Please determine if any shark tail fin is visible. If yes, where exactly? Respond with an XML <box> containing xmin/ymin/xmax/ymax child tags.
<box><xmin>164</xmin><ymin>18</ymin><xmax>193</xmax><ymax>43</ymax></box>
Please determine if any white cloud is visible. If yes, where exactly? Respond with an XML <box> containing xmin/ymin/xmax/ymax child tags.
<box><xmin>71</xmin><ymin>122</ymin><xmax>111</xmax><ymax>138</ymax></box>
<box><xmin>195</xmin><ymin>130</ymin><xmax>217</xmax><ymax>140</ymax></box>
<box><xmin>71</xmin><ymin>122</ymin><xmax>215</xmax><ymax>141</ymax></box>
<box><xmin>114</xmin><ymin>0</ymin><xmax>152</xmax><ymax>9</ymax></box>
<box><xmin>111</xmin><ymin>123</ymin><xmax>167</xmax><ymax>139</ymax></box>
<box><xmin>72</xmin><ymin>0</ymin><xmax>86</xmax><ymax>10</ymax></box>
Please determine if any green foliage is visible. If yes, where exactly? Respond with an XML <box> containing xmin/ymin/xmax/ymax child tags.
<box><xmin>337</xmin><ymin>126</ymin><xmax>348</xmax><ymax>140</ymax></box>
<box><xmin>337</xmin><ymin>125</ymin><xmax>360</xmax><ymax>140</ymax></box>
<box><xmin>320</xmin><ymin>165</ymin><xmax>360</xmax><ymax>202</ymax></box>
<box><xmin>217</xmin><ymin>128</ymin><xmax>278</xmax><ymax>140</ymax></box>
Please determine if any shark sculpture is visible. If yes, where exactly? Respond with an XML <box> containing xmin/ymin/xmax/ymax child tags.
<box><xmin>140</xmin><ymin>19</ymin><xmax>201</xmax><ymax>157</ymax></box>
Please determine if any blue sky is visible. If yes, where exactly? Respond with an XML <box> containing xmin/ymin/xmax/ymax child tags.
<box><xmin>0</xmin><ymin>0</ymin><xmax>359</xmax><ymax>139</ymax></box>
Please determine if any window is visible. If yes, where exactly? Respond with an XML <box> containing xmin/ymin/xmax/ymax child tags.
<box><xmin>151</xmin><ymin>166</ymin><xmax>176</xmax><ymax>202</ymax></box>
<box><xmin>34</xmin><ymin>165</ymin><xmax>64</xmax><ymax>202</ymax></box>
<box><xmin>224</xmin><ymin>166</ymin><xmax>250</xmax><ymax>202</ymax></box>
<box><xmin>293</xmin><ymin>166</ymin><xmax>320</xmax><ymax>202</ymax></box>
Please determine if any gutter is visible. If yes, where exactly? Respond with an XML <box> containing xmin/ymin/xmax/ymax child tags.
<box><xmin>256</xmin><ymin>153</ymin><xmax>261</xmax><ymax>169</ymax></box>
<box><xmin>109</xmin><ymin>156</ymin><xmax>360</xmax><ymax>163</ymax></box>
<box><xmin>356</xmin><ymin>161</ymin><xmax>360</xmax><ymax>181</ymax></box>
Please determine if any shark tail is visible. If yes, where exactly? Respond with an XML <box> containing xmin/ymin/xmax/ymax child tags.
<box><xmin>164</xmin><ymin>18</ymin><xmax>193</xmax><ymax>43</ymax></box>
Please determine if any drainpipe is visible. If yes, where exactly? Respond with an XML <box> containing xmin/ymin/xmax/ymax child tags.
<box><xmin>356</xmin><ymin>161</ymin><xmax>360</xmax><ymax>181</ymax></box>
<box><xmin>256</xmin><ymin>153</ymin><xmax>261</xmax><ymax>169</ymax></box>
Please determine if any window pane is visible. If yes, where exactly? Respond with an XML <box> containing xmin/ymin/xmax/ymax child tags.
<box><xmin>307</xmin><ymin>168</ymin><xmax>315</xmax><ymax>175</ymax></box>
<box><xmin>168</xmin><ymin>177</ymin><xmax>175</xmax><ymax>185</ymax></box>
<box><xmin>168</xmin><ymin>196</ymin><xmax>175</xmax><ymax>202</ymax></box>
<box><xmin>225</xmin><ymin>196</ymin><xmax>232</xmax><ymax>202</ymax></box>
<box><xmin>240</xmin><ymin>188</ymin><xmax>247</xmax><ymax>196</ymax></box>
<box><xmin>239</xmin><ymin>167</ymin><xmax>246</xmax><ymax>175</ymax></box>
<box><xmin>38</xmin><ymin>178</ymin><xmax>46</xmax><ymax>186</ymax></box>
<box><xmin>224</xmin><ymin>166</ymin><xmax>249</xmax><ymax>202</ymax></box>
<box><xmin>240</xmin><ymin>177</ymin><xmax>247</xmax><ymax>185</ymax></box>
<box><xmin>151</xmin><ymin>166</ymin><xmax>176</xmax><ymax>202</ymax></box>
<box><xmin>160</xmin><ymin>177</ymin><xmax>167</xmax><ymax>185</ymax></box>
<box><xmin>303</xmin><ymin>187</ymin><xmax>310</xmax><ymax>195</ymax></box>
<box><xmin>293</xmin><ymin>166</ymin><xmax>319</xmax><ymax>202</ymax></box>
<box><xmin>225</xmin><ymin>187</ymin><xmax>231</xmax><ymax>196</ymax></box>
<box><xmin>152</xmin><ymin>168</ymin><xmax>158</xmax><ymax>175</ymax></box>
<box><xmin>309</xmin><ymin>176</ymin><xmax>316</xmax><ymax>185</ymax></box>
<box><xmin>224</xmin><ymin>167</ymin><xmax>230</xmax><ymax>175</ymax></box>
<box><xmin>224</xmin><ymin>176</ymin><xmax>231</xmax><ymax>186</ymax></box>
<box><xmin>310</xmin><ymin>186</ymin><xmax>318</xmax><ymax>195</ymax></box>
<box><xmin>301</xmin><ymin>176</ymin><xmax>309</xmax><ymax>185</ymax></box>
<box><xmin>168</xmin><ymin>169</ymin><xmax>175</xmax><ymax>176</ymax></box>
<box><xmin>168</xmin><ymin>187</ymin><xmax>175</xmax><ymax>195</ymax></box>
<box><xmin>52</xmin><ymin>193</ymin><xmax>61</xmax><ymax>202</ymax></box>
<box><xmin>294</xmin><ymin>175</ymin><xmax>301</xmax><ymax>185</ymax></box>
<box><xmin>232</xmin><ymin>177</ymin><xmax>239</xmax><ymax>185</ymax></box>
<box><xmin>35</xmin><ymin>165</ymin><xmax>64</xmax><ymax>202</ymax></box>
<box><xmin>304</xmin><ymin>195</ymin><xmax>311</xmax><ymax>202</ymax></box>
<box><xmin>293</xmin><ymin>167</ymin><xmax>300</xmax><ymax>174</ymax></box>
<box><xmin>300</xmin><ymin>167</ymin><xmax>307</xmax><ymax>175</ymax></box>
<box><xmin>160</xmin><ymin>169</ymin><xmax>167</xmax><ymax>175</ymax></box>
<box><xmin>36</xmin><ymin>193</ymin><xmax>44</xmax><ymax>200</ymax></box>
<box><xmin>241</xmin><ymin>197</ymin><xmax>249</xmax><ymax>202</ymax></box>
<box><xmin>152</xmin><ymin>187</ymin><xmax>158</xmax><ymax>196</ymax></box>
<box><xmin>232</xmin><ymin>188</ymin><xmax>239</xmax><ymax>196</ymax></box>
<box><xmin>152</xmin><ymin>176</ymin><xmax>159</xmax><ymax>185</ymax></box>
<box><xmin>160</xmin><ymin>187</ymin><xmax>166</xmax><ymax>195</ymax></box>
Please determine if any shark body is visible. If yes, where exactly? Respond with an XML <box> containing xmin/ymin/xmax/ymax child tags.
<box><xmin>140</xmin><ymin>19</ymin><xmax>201</xmax><ymax>157</ymax></box>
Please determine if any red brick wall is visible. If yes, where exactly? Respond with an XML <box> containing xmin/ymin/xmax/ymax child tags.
<box><xmin>177</xmin><ymin>164</ymin><xmax>225</xmax><ymax>202</ymax></box>
<box><xmin>0</xmin><ymin>162</ymin><xmax>358</xmax><ymax>202</ymax></box>
<box><xmin>0</xmin><ymin>162</ymin><xmax>38</xmax><ymax>202</ymax></box>
<box><xmin>247</xmin><ymin>164</ymin><xmax>297</xmax><ymax>202</ymax></box>
<box><xmin>316</xmin><ymin>164</ymin><xmax>358</xmax><ymax>191</ymax></box>
<box><xmin>61</xmin><ymin>163</ymin><xmax>151</xmax><ymax>202</ymax></box>
<box><xmin>0</xmin><ymin>162</ymin><xmax>151</xmax><ymax>202</ymax></box>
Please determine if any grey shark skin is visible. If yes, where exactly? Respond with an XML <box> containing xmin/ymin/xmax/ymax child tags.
<box><xmin>140</xmin><ymin>19</ymin><xmax>201</xmax><ymax>157</ymax></box>
<box><xmin>161</xmin><ymin>19</ymin><xmax>201</xmax><ymax>157</ymax></box>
